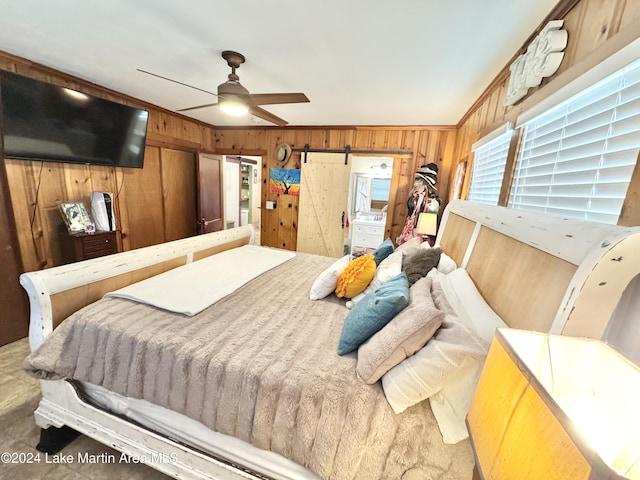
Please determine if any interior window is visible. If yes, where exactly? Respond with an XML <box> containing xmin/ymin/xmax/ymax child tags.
<box><xmin>468</xmin><ymin>127</ymin><xmax>512</xmax><ymax>206</ymax></box>
<box><xmin>509</xmin><ymin>58</ymin><xmax>640</xmax><ymax>224</ymax></box>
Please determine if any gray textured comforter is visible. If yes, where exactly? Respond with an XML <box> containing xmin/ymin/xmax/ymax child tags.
<box><xmin>25</xmin><ymin>252</ymin><xmax>474</xmax><ymax>480</ymax></box>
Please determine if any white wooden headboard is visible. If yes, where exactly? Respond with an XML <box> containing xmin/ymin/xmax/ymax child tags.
<box><xmin>437</xmin><ymin>200</ymin><xmax>640</xmax><ymax>363</ymax></box>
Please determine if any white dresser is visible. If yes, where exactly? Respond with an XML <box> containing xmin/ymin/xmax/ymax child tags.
<box><xmin>350</xmin><ymin>218</ymin><xmax>386</xmax><ymax>256</ymax></box>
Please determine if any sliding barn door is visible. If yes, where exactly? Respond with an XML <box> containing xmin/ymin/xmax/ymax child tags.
<box><xmin>297</xmin><ymin>152</ymin><xmax>350</xmax><ymax>257</ymax></box>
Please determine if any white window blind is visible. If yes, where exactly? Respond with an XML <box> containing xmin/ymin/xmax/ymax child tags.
<box><xmin>509</xmin><ymin>58</ymin><xmax>640</xmax><ymax>224</ymax></box>
<box><xmin>468</xmin><ymin>129</ymin><xmax>512</xmax><ymax>205</ymax></box>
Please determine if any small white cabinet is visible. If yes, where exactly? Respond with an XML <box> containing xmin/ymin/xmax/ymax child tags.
<box><xmin>350</xmin><ymin>219</ymin><xmax>385</xmax><ymax>257</ymax></box>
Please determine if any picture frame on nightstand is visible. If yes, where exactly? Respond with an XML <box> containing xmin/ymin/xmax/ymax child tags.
<box><xmin>59</xmin><ymin>201</ymin><xmax>95</xmax><ymax>235</ymax></box>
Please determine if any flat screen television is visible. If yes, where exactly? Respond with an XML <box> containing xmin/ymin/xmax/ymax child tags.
<box><xmin>0</xmin><ymin>70</ymin><xmax>148</xmax><ymax>168</ymax></box>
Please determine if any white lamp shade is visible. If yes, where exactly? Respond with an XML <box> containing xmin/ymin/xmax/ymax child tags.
<box><xmin>416</xmin><ymin>212</ymin><xmax>438</xmax><ymax>236</ymax></box>
<box><xmin>468</xmin><ymin>328</ymin><xmax>640</xmax><ymax>480</ymax></box>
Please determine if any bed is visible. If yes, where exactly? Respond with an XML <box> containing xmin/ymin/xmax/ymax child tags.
<box><xmin>20</xmin><ymin>200</ymin><xmax>640</xmax><ymax>480</ymax></box>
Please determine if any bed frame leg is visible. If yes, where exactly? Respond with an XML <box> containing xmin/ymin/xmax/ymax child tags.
<box><xmin>36</xmin><ymin>426</ymin><xmax>80</xmax><ymax>454</ymax></box>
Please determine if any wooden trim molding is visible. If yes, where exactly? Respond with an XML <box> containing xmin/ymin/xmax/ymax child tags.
<box><xmin>457</xmin><ymin>0</ymin><xmax>583</xmax><ymax>128</ymax></box>
<box><xmin>146</xmin><ymin>131</ymin><xmax>202</xmax><ymax>151</ymax></box>
<box><xmin>214</xmin><ymin>148</ymin><xmax>269</xmax><ymax>157</ymax></box>
<box><xmin>618</xmin><ymin>150</ymin><xmax>640</xmax><ymax>227</ymax></box>
<box><xmin>517</xmin><ymin>0</ymin><xmax>583</xmax><ymax>53</ymax></box>
<box><xmin>214</xmin><ymin>125</ymin><xmax>457</xmax><ymax>131</ymax></box>
<box><xmin>225</xmin><ymin>156</ymin><xmax>259</xmax><ymax>165</ymax></box>
<box><xmin>497</xmin><ymin>128</ymin><xmax>524</xmax><ymax>207</ymax></box>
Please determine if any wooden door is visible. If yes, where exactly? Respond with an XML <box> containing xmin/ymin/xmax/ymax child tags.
<box><xmin>197</xmin><ymin>153</ymin><xmax>224</xmax><ymax>234</ymax></box>
<box><xmin>162</xmin><ymin>149</ymin><xmax>197</xmax><ymax>241</ymax></box>
<box><xmin>120</xmin><ymin>146</ymin><xmax>166</xmax><ymax>250</ymax></box>
<box><xmin>297</xmin><ymin>152</ymin><xmax>350</xmax><ymax>257</ymax></box>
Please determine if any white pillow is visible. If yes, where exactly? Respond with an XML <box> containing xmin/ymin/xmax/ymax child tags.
<box><xmin>381</xmin><ymin>319</ymin><xmax>487</xmax><ymax>414</ymax></box>
<box><xmin>419</xmin><ymin>240</ymin><xmax>433</xmax><ymax>250</ymax></box>
<box><xmin>419</xmin><ymin>240</ymin><xmax>443</xmax><ymax>250</ymax></box>
<box><xmin>428</xmin><ymin>268</ymin><xmax>507</xmax><ymax>444</ymax></box>
<box><xmin>438</xmin><ymin>268</ymin><xmax>507</xmax><ymax>344</ymax></box>
<box><xmin>309</xmin><ymin>255</ymin><xmax>350</xmax><ymax>300</ymax></box>
<box><xmin>436</xmin><ymin>253</ymin><xmax>457</xmax><ymax>274</ymax></box>
<box><xmin>346</xmin><ymin>250</ymin><xmax>403</xmax><ymax>308</ymax></box>
<box><xmin>429</xmin><ymin>360</ymin><xmax>484</xmax><ymax>444</ymax></box>
<box><xmin>395</xmin><ymin>236</ymin><xmax>421</xmax><ymax>255</ymax></box>
<box><xmin>416</xmin><ymin>242</ymin><xmax>457</xmax><ymax>274</ymax></box>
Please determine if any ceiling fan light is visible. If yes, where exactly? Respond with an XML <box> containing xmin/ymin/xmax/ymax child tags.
<box><xmin>218</xmin><ymin>96</ymin><xmax>248</xmax><ymax>116</ymax></box>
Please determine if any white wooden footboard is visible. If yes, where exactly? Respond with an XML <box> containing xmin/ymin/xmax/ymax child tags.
<box><xmin>21</xmin><ymin>226</ymin><xmax>254</xmax><ymax>351</ymax></box>
<box><xmin>21</xmin><ymin>226</ymin><xmax>268</xmax><ymax>480</ymax></box>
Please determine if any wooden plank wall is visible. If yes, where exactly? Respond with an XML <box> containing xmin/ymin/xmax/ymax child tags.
<box><xmin>213</xmin><ymin>127</ymin><xmax>457</xmax><ymax>250</ymax></box>
<box><xmin>0</xmin><ymin>51</ymin><xmax>217</xmax><ymax>273</ymax></box>
<box><xmin>5</xmin><ymin>0</ymin><xmax>639</xmax><ymax>276</ymax></box>
<box><xmin>0</xmin><ymin>153</ymin><xmax>29</xmax><ymax>345</ymax></box>
<box><xmin>452</xmin><ymin>0</ymin><xmax>640</xmax><ymax>221</ymax></box>
<box><xmin>1</xmin><ymin>50</ymin><xmax>458</xmax><ymax>273</ymax></box>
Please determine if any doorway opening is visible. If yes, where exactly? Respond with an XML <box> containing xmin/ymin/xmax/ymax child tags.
<box><xmin>223</xmin><ymin>155</ymin><xmax>262</xmax><ymax>244</ymax></box>
<box><xmin>347</xmin><ymin>156</ymin><xmax>394</xmax><ymax>257</ymax></box>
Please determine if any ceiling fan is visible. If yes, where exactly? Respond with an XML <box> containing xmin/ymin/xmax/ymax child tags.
<box><xmin>137</xmin><ymin>51</ymin><xmax>309</xmax><ymax>126</ymax></box>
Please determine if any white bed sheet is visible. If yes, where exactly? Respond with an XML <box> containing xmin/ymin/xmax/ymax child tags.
<box><xmin>78</xmin><ymin>381</ymin><xmax>320</xmax><ymax>480</ymax></box>
<box><xmin>105</xmin><ymin>245</ymin><xmax>295</xmax><ymax>316</ymax></box>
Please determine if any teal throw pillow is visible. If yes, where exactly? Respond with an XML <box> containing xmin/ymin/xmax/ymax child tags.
<box><xmin>337</xmin><ymin>272</ymin><xmax>410</xmax><ymax>355</ymax></box>
<box><xmin>373</xmin><ymin>238</ymin><xmax>394</xmax><ymax>266</ymax></box>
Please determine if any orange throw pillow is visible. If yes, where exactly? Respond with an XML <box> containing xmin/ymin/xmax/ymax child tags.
<box><xmin>335</xmin><ymin>255</ymin><xmax>376</xmax><ymax>298</ymax></box>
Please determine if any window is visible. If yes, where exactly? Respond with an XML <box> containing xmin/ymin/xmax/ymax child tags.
<box><xmin>371</xmin><ymin>177</ymin><xmax>391</xmax><ymax>201</ymax></box>
<box><xmin>509</xmin><ymin>58</ymin><xmax>640</xmax><ymax>224</ymax></box>
<box><xmin>468</xmin><ymin>127</ymin><xmax>512</xmax><ymax>205</ymax></box>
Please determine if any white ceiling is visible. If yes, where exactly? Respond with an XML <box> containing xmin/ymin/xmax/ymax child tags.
<box><xmin>0</xmin><ymin>0</ymin><xmax>559</xmax><ymax>127</ymax></box>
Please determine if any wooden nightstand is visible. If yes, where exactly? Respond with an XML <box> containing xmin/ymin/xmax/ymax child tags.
<box><xmin>60</xmin><ymin>230</ymin><xmax>119</xmax><ymax>264</ymax></box>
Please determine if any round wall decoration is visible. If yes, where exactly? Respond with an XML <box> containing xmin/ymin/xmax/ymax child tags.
<box><xmin>275</xmin><ymin>143</ymin><xmax>292</xmax><ymax>166</ymax></box>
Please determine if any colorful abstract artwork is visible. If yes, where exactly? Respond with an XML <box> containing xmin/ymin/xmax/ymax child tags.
<box><xmin>269</xmin><ymin>168</ymin><xmax>301</xmax><ymax>196</ymax></box>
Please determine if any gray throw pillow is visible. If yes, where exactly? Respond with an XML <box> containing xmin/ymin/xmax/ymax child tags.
<box><xmin>402</xmin><ymin>247</ymin><xmax>442</xmax><ymax>285</ymax></box>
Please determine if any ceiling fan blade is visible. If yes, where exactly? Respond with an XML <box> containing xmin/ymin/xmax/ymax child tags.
<box><xmin>248</xmin><ymin>105</ymin><xmax>288</xmax><ymax>126</ymax></box>
<box><xmin>247</xmin><ymin>93</ymin><xmax>310</xmax><ymax>106</ymax></box>
<box><xmin>136</xmin><ymin>69</ymin><xmax>218</xmax><ymax>97</ymax></box>
<box><xmin>177</xmin><ymin>102</ymin><xmax>219</xmax><ymax>112</ymax></box>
